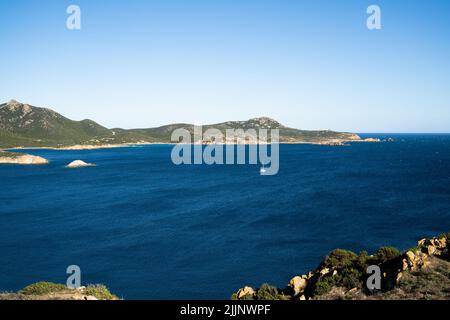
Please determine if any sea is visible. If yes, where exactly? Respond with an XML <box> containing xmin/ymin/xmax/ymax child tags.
<box><xmin>1</xmin><ymin>134</ymin><xmax>449</xmax><ymax>299</ymax></box>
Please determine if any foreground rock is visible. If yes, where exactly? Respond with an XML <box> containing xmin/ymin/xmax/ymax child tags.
<box><xmin>236</xmin><ymin>286</ymin><xmax>255</xmax><ymax>299</ymax></box>
<box><xmin>233</xmin><ymin>232</ymin><xmax>450</xmax><ymax>300</ymax></box>
<box><xmin>0</xmin><ymin>151</ymin><xmax>48</xmax><ymax>165</ymax></box>
<box><xmin>289</xmin><ymin>276</ymin><xmax>308</xmax><ymax>296</ymax></box>
<box><xmin>0</xmin><ymin>282</ymin><xmax>118</xmax><ymax>300</ymax></box>
<box><xmin>66</xmin><ymin>160</ymin><xmax>96</xmax><ymax>168</ymax></box>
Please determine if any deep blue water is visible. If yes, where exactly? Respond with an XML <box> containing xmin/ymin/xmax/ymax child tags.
<box><xmin>1</xmin><ymin>135</ymin><xmax>450</xmax><ymax>299</ymax></box>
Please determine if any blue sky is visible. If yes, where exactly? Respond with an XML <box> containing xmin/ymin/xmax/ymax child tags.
<box><xmin>0</xmin><ymin>0</ymin><xmax>449</xmax><ymax>132</ymax></box>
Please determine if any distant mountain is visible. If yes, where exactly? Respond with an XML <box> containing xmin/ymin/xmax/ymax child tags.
<box><xmin>0</xmin><ymin>100</ymin><xmax>361</xmax><ymax>148</ymax></box>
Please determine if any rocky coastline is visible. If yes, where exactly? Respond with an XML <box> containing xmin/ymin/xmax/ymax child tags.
<box><xmin>233</xmin><ymin>232</ymin><xmax>450</xmax><ymax>300</ymax></box>
<box><xmin>6</xmin><ymin>137</ymin><xmax>383</xmax><ymax>151</ymax></box>
<box><xmin>0</xmin><ymin>282</ymin><xmax>118</xmax><ymax>300</ymax></box>
<box><xmin>1</xmin><ymin>233</ymin><xmax>447</xmax><ymax>300</ymax></box>
<box><xmin>1</xmin><ymin>100</ymin><xmax>382</xmax><ymax>149</ymax></box>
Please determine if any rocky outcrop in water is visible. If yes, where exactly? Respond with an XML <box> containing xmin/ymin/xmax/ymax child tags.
<box><xmin>0</xmin><ymin>151</ymin><xmax>48</xmax><ymax>165</ymax></box>
<box><xmin>66</xmin><ymin>160</ymin><xmax>95</xmax><ymax>168</ymax></box>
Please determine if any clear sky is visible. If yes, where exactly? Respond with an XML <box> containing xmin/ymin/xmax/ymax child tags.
<box><xmin>1</xmin><ymin>0</ymin><xmax>449</xmax><ymax>132</ymax></box>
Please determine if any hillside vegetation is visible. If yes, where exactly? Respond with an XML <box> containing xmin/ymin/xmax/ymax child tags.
<box><xmin>233</xmin><ymin>232</ymin><xmax>450</xmax><ymax>300</ymax></box>
<box><xmin>0</xmin><ymin>282</ymin><xmax>119</xmax><ymax>300</ymax></box>
<box><xmin>0</xmin><ymin>100</ymin><xmax>362</xmax><ymax>148</ymax></box>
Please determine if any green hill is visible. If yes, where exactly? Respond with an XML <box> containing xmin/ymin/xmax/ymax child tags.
<box><xmin>0</xmin><ymin>100</ymin><xmax>152</xmax><ymax>148</ymax></box>
<box><xmin>0</xmin><ymin>100</ymin><xmax>363</xmax><ymax>148</ymax></box>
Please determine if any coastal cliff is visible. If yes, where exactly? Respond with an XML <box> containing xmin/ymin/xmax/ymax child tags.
<box><xmin>0</xmin><ymin>283</ymin><xmax>118</xmax><ymax>300</ymax></box>
<box><xmin>233</xmin><ymin>232</ymin><xmax>450</xmax><ymax>300</ymax></box>
<box><xmin>1</xmin><ymin>234</ymin><xmax>448</xmax><ymax>300</ymax></box>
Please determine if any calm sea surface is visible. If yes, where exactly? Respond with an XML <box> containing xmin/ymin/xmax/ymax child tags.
<box><xmin>1</xmin><ymin>134</ymin><xmax>450</xmax><ymax>299</ymax></box>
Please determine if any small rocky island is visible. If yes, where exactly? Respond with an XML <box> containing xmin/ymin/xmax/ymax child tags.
<box><xmin>233</xmin><ymin>232</ymin><xmax>450</xmax><ymax>300</ymax></box>
<box><xmin>0</xmin><ymin>151</ymin><xmax>48</xmax><ymax>165</ymax></box>
<box><xmin>66</xmin><ymin>160</ymin><xmax>96</xmax><ymax>168</ymax></box>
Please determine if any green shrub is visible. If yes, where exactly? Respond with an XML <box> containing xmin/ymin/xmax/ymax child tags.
<box><xmin>441</xmin><ymin>247</ymin><xmax>450</xmax><ymax>261</ymax></box>
<box><xmin>20</xmin><ymin>282</ymin><xmax>67</xmax><ymax>295</ymax></box>
<box><xmin>340</xmin><ymin>268</ymin><xmax>363</xmax><ymax>289</ymax></box>
<box><xmin>313</xmin><ymin>276</ymin><xmax>337</xmax><ymax>296</ymax></box>
<box><xmin>438</xmin><ymin>232</ymin><xmax>450</xmax><ymax>239</ymax></box>
<box><xmin>239</xmin><ymin>294</ymin><xmax>255</xmax><ymax>300</ymax></box>
<box><xmin>374</xmin><ymin>247</ymin><xmax>401</xmax><ymax>263</ymax></box>
<box><xmin>0</xmin><ymin>151</ymin><xmax>21</xmax><ymax>158</ymax></box>
<box><xmin>322</xmin><ymin>249</ymin><xmax>357</xmax><ymax>269</ymax></box>
<box><xmin>407</xmin><ymin>246</ymin><xmax>420</xmax><ymax>253</ymax></box>
<box><xmin>312</xmin><ymin>249</ymin><xmax>368</xmax><ymax>297</ymax></box>
<box><xmin>84</xmin><ymin>284</ymin><xmax>118</xmax><ymax>300</ymax></box>
<box><xmin>254</xmin><ymin>283</ymin><xmax>289</xmax><ymax>300</ymax></box>
<box><xmin>255</xmin><ymin>283</ymin><xmax>279</xmax><ymax>300</ymax></box>
<box><xmin>355</xmin><ymin>251</ymin><xmax>370</xmax><ymax>270</ymax></box>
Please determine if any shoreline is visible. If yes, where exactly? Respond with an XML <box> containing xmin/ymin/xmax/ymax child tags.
<box><xmin>0</xmin><ymin>138</ymin><xmax>383</xmax><ymax>164</ymax></box>
<box><xmin>233</xmin><ymin>232</ymin><xmax>450</xmax><ymax>300</ymax></box>
<box><xmin>2</xmin><ymin>138</ymin><xmax>382</xmax><ymax>151</ymax></box>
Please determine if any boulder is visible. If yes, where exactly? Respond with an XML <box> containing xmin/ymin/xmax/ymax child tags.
<box><xmin>402</xmin><ymin>258</ymin><xmax>408</xmax><ymax>271</ymax></box>
<box><xmin>430</xmin><ymin>238</ymin><xmax>447</xmax><ymax>255</ymax></box>
<box><xmin>319</xmin><ymin>268</ymin><xmax>330</xmax><ymax>275</ymax></box>
<box><xmin>417</xmin><ymin>237</ymin><xmax>448</xmax><ymax>257</ymax></box>
<box><xmin>404</xmin><ymin>250</ymin><xmax>430</xmax><ymax>271</ymax></box>
<box><xmin>406</xmin><ymin>251</ymin><xmax>416</xmax><ymax>261</ymax></box>
<box><xmin>396</xmin><ymin>272</ymin><xmax>403</xmax><ymax>284</ymax></box>
<box><xmin>418</xmin><ymin>238</ymin><xmax>426</xmax><ymax>247</ymax></box>
<box><xmin>236</xmin><ymin>286</ymin><xmax>255</xmax><ymax>299</ymax></box>
<box><xmin>427</xmin><ymin>245</ymin><xmax>436</xmax><ymax>256</ymax></box>
<box><xmin>288</xmin><ymin>276</ymin><xmax>307</xmax><ymax>296</ymax></box>
<box><xmin>433</xmin><ymin>237</ymin><xmax>447</xmax><ymax>249</ymax></box>
<box><xmin>346</xmin><ymin>288</ymin><xmax>358</xmax><ymax>294</ymax></box>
